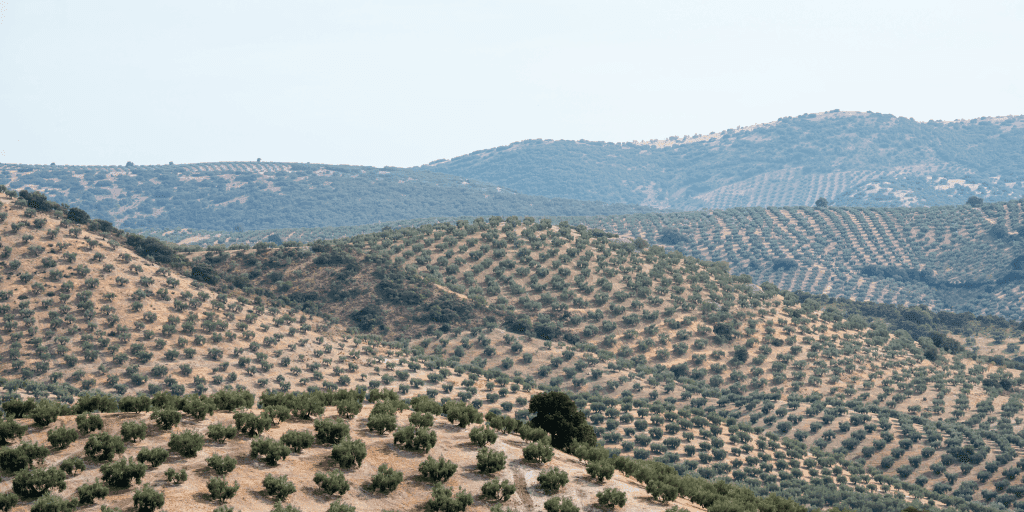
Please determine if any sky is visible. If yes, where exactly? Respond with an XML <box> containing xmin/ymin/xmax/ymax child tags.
<box><xmin>0</xmin><ymin>0</ymin><xmax>1021</xmax><ymax>168</ymax></box>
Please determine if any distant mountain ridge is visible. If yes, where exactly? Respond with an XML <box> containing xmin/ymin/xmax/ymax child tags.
<box><xmin>2</xmin><ymin>110</ymin><xmax>1022</xmax><ymax>233</ymax></box>
<box><xmin>0</xmin><ymin>162</ymin><xmax>654</xmax><ymax>231</ymax></box>
<box><xmin>423</xmin><ymin>111</ymin><xmax>1024</xmax><ymax>210</ymax></box>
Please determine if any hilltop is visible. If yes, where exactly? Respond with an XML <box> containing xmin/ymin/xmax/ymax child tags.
<box><xmin>426</xmin><ymin>111</ymin><xmax>1024</xmax><ymax>210</ymax></box>
<box><xmin>7</xmin><ymin>188</ymin><xmax>1024</xmax><ymax>512</ymax></box>
<box><xmin>4</xmin><ymin>111</ymin><xmax>1024</xmax><ymax>235</ymax></box>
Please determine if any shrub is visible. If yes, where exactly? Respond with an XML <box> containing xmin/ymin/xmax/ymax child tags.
<box><xmin>326</xmin><ymin>504</ymin><xmax>356</xmax><ymax>512</ymax></box>
<box><xmin>488</xmin><ymin>413</ymin><xmax>520</xmax><ymax>434</ymax></box>
<box><xmin>133</xmin><ymin>484</ymin><xmax>165</xmax><ymax>512</ymax></box>
<box><xmin>209</xmin><ymin>388</ymin><xmax>255</xmax><ymax>411</ymax></box>
<box><xmin>12</xmin><ymin>467</ymin><xmax>66</xmax><ymax>498</ymax></box>
<box><xmin>646</xmin><ymin>478</ymin><xmax>678</xmax><ymax>502</ymax></box>
<box><xmin>75</xmin><ymin>479</ymin><xmax>109</xmax><ymax>504</ymax></box>
<box><xmin>336</xmin><ymin>399</ymin><xmax>363</xmax><ymax>418</ymax></box>
<box><xmin>425</xmin><ymin>484</ymin><xmax>473</xmax><ymax>512</ymax></box>
<box><xmin>586</xmin><ymin>459</ymin><xmax>614</xmax><ymax>482</ymax></box>
<box><xmin>262</xmin><ymin>474</ymin><xmax>296</xmax><ymax>502</ymax></box>
<box><xmin>367</xmin><ymin>412</ymin><xmax>398</xmax><ymax>435</ymax></box>
<box><xmin>251</xmin><ymin>436</ymin><xmax>291</xmax><ymax>465</ymax></box>
<box><xmin>411</xmin><ymin>395</ymin><xmax>444</xmax><ymax>414</ymax></box>
<box><xmin>168</xmin><ymin>430</ymin><xmax>205</xmax><ymax>458</ymax></box>
<box><xmin>207</xmin><ymin>423</ymin><xmax>238</xmax><ymax>442</ymax></box>
<box><xmin>314</xmin><ymin>417</ymin><xmax>350</xmax><ymax>445</ymax></box>
<box><xmin>0</xmin><ymin>419</ymin><xmax>26</xmax><ymax>445</ymax></box>
<box><xmin>444</xmin><ymin>401</ymin><xmax>484</xmax><ymax>428</ymax></box>
<box><xmin>544</xmin><ymin>497</ymin><xmax>579</xmax><ymax>512</ymax></box>
<box><xmin>470</xmin><ymin>426</ymin><xmax>498</xmax><ymax>447</ymax></box>
<box><xmin>58</xmin><ymin>457</ymin><xmax>85</xmax><ymax>476</ymax></box>
<box><xmin>0</xmin><ymin>493</ymin><xmax>17</xmax><ymax>512</ymax></box>
<box><xmin>76</xmin><ymin>413</ymin><xmax>103</xmax><ymax>434</ymax></box>
<box><xmin>85</xmin><ymin>433</ymin><xmax>126</xmax><ymax>461</ymax></box>
<box><xmin>538</xmin><ymin>467</ymin><xmax>569</xmax><ymax>493</ymax></box>
<box><xmin>331</xmin><ymin>439</ymin><xmax>367</xmax><ymax>468</ymax></box>
<box><xmin>314</xmin><ymin>470</ymin><xmax>350</xmax><ymax>496</ymax></box>
<box><xmin>477</xmin><ymin>447</ymin><xmax>506</xmax><ymax>474</ymax></box>
<box><xmin>164</xmin><ymin>467</ymin><xmax>187</xmax><ymax>484</ymax></box>
<box><xmin>119</xmin><ymin>395</ymin><xmax>152</xmax><ymax>413</ymax></box>
<box><xmin>30</xmin><ymin>400</ymin><xmax>64</xmax><ymax>427</ymax></box>
<box><xmin>234</xmin><ymin>411</ymin><xmax>272</xmax><ymax>436</ymax></box>
<box><xmin>151</xmin><ymin>409</ymin><xmax>182</xmax><ymax>430</ymax></box>
<box><xmin>370</xmin><ymin>464</ymin><xmax>403</xmax><ymax>494</ymax></box>
<box><xmin>135</xmin><ymin>447</ymin><xmax>168</xmax><ymax>468</ymax></box>
<box><xmin>0</xmin><ymin>446</ymin><xmax>30</xmax><ymax>473</ymax></box>
<box><xmin>524</xmin><ymin>440</ymin><xmax>554</xmax><ymax>463</ymax></box>
<box><xmin>393</xmin><ymin>426</ymin><xmax>437</xmax><ymax>452</ymax></box>
<box><xmin>9</xmin><ymin>442</ymin><xmax>48</xmax><ymax>469</ymax></box>
<box><xmin>280</xmin><ymin>430</ymin><xmax>315</xmax><ymax>454</ymax></box>
<box><xmin>481</xmin><ymin>478</ymin><xmax>515</xmax><ymax>501</ymax></box>
<box><xmin>120</xmin><ymin>421</ymin><xmax>147</xmax><ymax>443</ymax></box>
<box><xmin>207</xmin><ymin>477</ymin><xmax>240</xmax><ymax>502</ymax></box>
<box><xmin>182</xmin><ymin>396</ymin><xmax>215</xmax><ymax>421</ymax></box>
<box><xmin>570</xmin><ymin>441</ymin><xmax>608</xmax><ymax>463</ymax></box>
<box><xmin>596</xmin><ymin>488</ymin><xmax>627</xmax><ymax>509</ymax></box>
<box><xmin>1</xmin><ymin>399</ymin><xmax>35</xmax><ymax>419</ymax></box>
<box><xmin>520</xmin><ymin>425</ymin><xmax>549</xmax><ymax>442</ymax></box>
<box><xmin>100</xmin><ymin>458</ymin><xmax>147</xmax><ymax>488</ymax></box>
<box><xmin>419</xmin><ymin>455</ymin><xmax>458</xmax><ymax>482</ymax></box>
<box><xmin>28</xmin><ymin>491</ymin><xmax>77</xmax><ymax>512</ymax></box>
<box><xmin>410</xmin><ymin>411</ymin><xmax>435</xmax><ymax>427</ymax></box>
<box><xmin>206</xmin><ymin>454</ymin><xmax>237</xmax><ymax>476</ymax></box>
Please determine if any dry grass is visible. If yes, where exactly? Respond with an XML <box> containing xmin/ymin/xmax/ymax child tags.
<box><xmin>0</xmin><ymin>406</ymin><xmax>702</xmax><ymax>512</ymax></box>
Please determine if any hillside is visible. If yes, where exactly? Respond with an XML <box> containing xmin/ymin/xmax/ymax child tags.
<box><xmin>136</xmin><ymin>196</ymin><xmax>1024</xmax><ymax>322</ymax></box>
<box><xmin>7</xmin><ymin>188</ymin><xmax>1024</xmax><ymax>512</ymax></box>
<box><xmin>425</xmin><ymin>111</ymin><xmax>1024</xmax><ymax>210</ymax></box>
<box><xmin>0</xmin><ymin>403</ymin><xmax>708</xmax><ymax>512</ymax></box>
<box><xmin>581</xmin><ymin>201</ymin><xmax>1024</xmax><ymax>321</ymax></box>
<box><xmin>0</xmin><ymin>163</ymin><xmax>653</xmax><ymax>232</ymax></box>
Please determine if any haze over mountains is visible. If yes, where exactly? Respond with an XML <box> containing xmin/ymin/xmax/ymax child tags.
<box><xmin>426</xmin><ymin>111</ymin><xmax>1024</xmax><ymax>210</ymax></box>
<box><xmin>6</xmin><ymin>110</ymin><xmax>1024</xmax><ymax>323</ymax></box>
<box><xmin>2</xmin><ymin>111</ymin><xmax>1023</xmax><ymax>233</ymax></box>
<box><xmin>7</xmin><ymin>110</ymin><xmax>1024</xmax><ymax>512</ymax></box>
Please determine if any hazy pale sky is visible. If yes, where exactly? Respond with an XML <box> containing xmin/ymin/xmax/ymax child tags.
<box><xmin>1</xmin><ymin>1</ymin><xmax>1021</xmax><ymax>168</ymax></box>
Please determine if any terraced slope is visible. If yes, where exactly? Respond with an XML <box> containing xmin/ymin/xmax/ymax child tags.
<box><xmin>581</xmin><ymin>201</ymin><xmax>1024</xmax><ymax>321</ymax></box>
<box><xmin>6</xmin><ymin>190</ymin><xmax>1024</xmax><ymax>512</ymax></box>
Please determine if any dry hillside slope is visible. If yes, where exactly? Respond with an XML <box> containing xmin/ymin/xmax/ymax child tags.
<box><xmin>7</xmin><ymin>189</ymin><xmax>1024</xmax><ymax>512</ymax></box>
<box><xmin>0</xmin><ymin>404</ymin><xmax>704</xmax><ymax>512</ymax></box>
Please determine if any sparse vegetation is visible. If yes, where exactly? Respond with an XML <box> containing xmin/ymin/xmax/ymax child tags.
<box><xmin>419</xmin><ymin>455</ymin><xmax>458</xmax><ymax>483</ymax></box>
<box><xmin>0</xmin><ymin>189</ymin><xmax>1022</xmax><ymax>512</ymax></box>
<box><xmin>370</xmin><ymin>464</ymin><xmax>403</xmax><ymax>495</ymax></box>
